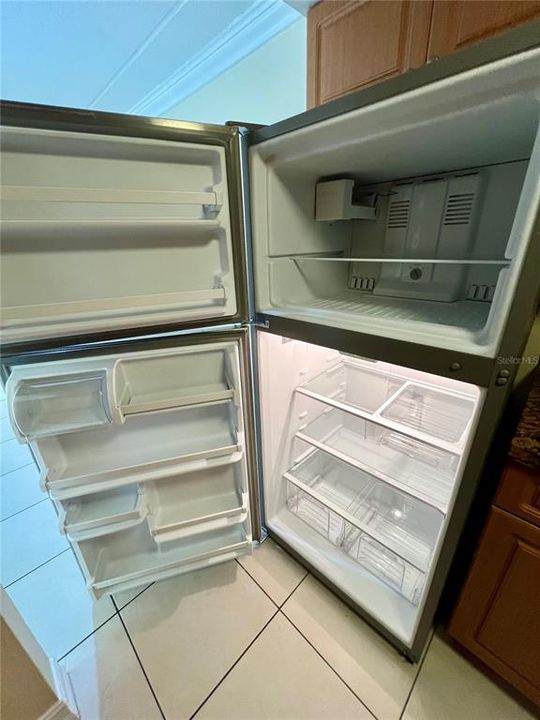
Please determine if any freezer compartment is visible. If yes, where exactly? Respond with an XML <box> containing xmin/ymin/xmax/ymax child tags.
<box><xmin>75</xmin><ymin>522</ymin><xmax>251</xmax><ymax>598</ymax></box>
<box><xmin>295</xmin><ymin>403</ymin><xmax>458</xmax><ymax>512</ymax></box>
<box><xmin>114</xmin><ymin>345</ymin><xmax>237</xmax><ymax>416</ymax></box>
<box><xmin>37</xmin><ymin>400</ymin><xmax>240</xmax><ymax>499</ymax></box>
<box><xmin>58</xmin><ymin>485</ymin><xmax>147</xmax><ymax>541</ymax></box>
<box><xmin>285</xmin><ymin>449</ymin><xmax>442</xmax><ymax>573</ymax></box>
<box><xmin>146</xmin><ymin>456</ymin><xmax>249</xmax><ymax>544</ymax></box>
<box><xmin>8</xmin><ymin>371</ymin><xmax>111</xmax><ymax>440</ymax></box>
<box><xmin>1</xmin><ymin>126</ymin><xmax>237</xmax><ymax>343</ymax></box>
<box><xmin>251</xmin><ymin>48</ymin><xmax>540</xmax><ymax>355</ymax></box>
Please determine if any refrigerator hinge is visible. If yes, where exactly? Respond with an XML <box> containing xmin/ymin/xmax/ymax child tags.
<box><xmin>253</xmin><ymin>319</ymin><xmax>270</xmax><ymax>329</ymax></box>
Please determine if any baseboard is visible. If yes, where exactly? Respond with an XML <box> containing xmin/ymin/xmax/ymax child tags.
<box><xmin>38</xmin><ymin>700</ymin><xmax>78</xmax><ymax>720</ymax></box>
<box><xmin>49</xmin><ymin>657</ymin><xmax>79</xmax><ymax>718</ymax></box>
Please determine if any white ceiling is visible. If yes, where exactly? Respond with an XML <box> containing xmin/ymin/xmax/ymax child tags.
<box><xmin>0</xmin><ymin>0</ymin><xmax>302</xmax><ymax>116</ymax></box>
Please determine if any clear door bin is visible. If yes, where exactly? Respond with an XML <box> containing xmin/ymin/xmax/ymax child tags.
<box><xmin>147</xmin><ymin>457</ymin><xmax>248</xmax><ymax>543</ymax></box>
<box><xmin>59</xmin><ymin>485</ymin><xmax>147</xmax><ymax>541</ymax></box>
<box><xmin>9</xmin><ymin>371</ymin><xmax>111</xmax><ymax>440</ymax></box>
<box><xmin>76</xmin><ymin>522</ymin><xmax>251</xmax><ymax>598</ymax></box>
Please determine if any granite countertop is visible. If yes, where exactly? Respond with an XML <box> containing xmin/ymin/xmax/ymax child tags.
<box><xmin>509</xmin><ymin>367</ymin><xmax>540</xmax><ymax>470</ymax></box>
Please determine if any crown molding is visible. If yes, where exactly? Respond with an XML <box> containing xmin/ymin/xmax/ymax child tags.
<box><xmin>129</xmin><ymin>0</ymin><xmax>299</xmax><ymax>117</ymax></box>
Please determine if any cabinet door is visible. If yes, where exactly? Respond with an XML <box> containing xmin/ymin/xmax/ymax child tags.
<box><xmin>495</xmin><ymin>462</ymin><xmax>540</xmax><ymax>528</ymax></box>
<box><xmin>448</xmin><ymin>506</ymin><xmax>540</xmax><ymax>706</ymax></box>
<box><xmin>428</xmin><ymin>1</ymin><xmax>540</xmax><ymax>60</ymax></box>
<box><xmin>307</xmin><ymin>0</ymin><xmax>432</xmax><ymax>107</ymax></box>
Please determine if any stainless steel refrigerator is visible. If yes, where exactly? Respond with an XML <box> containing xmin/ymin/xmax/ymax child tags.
<box><xmin>2</xmin><ymin>27</ymin><xmax>539</xmax><ymax>660</ymax></box>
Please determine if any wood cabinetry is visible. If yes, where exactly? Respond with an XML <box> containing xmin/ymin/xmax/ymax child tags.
<box><xmin>307</xmin><ymin>0</ymin><xmax>432</xmax><ymax>107</ymax></box>
<box><xmin>307</xmin><ymin>0</ymin><xmax>540</xmax><ymax>107</ymax></box>
<box><xmin>428</xmin><ymin>1</ymin><xmax>540</xmax><ymax>60</ymax></box>
<box><xmin>448</xmin><ymin>501</ymin><xmax>540</xmax><ymax>706</ymax></box>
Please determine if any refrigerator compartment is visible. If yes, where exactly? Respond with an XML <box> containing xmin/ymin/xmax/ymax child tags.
<box><xmin>147</xmin><ymin>458</ymin><xmax>249</xmax><ymax>543</ymax></box>
<box><xmin>8</xmin><ymin>370</ymin><xmax>111</xmax><ymax>440</ymax></box>
<box><xmin>38</xmin><ymin>401</ymin><xmax>239</xmax><ymax>499</ymax></box>
<box><xmin>76</xmin><ymin>522</ymin><xmax>251</xmax><ymax>598</ymax></box>
<box><xmin>285</xmin><ymin>449</ymin><xmax>442</xmax><ymax>571</ymax></box>
<box><xmin>1</xmin><ymin>126</ymin><xmax>237</xmax><ymax>344</ymax></box>
<box><xmin>342</xmin><ymin>527</ymin><xmax>426</xmax><ymax>606</ymax></box>
<box><xmin>295</xmin><ymin>404</ymin><xmax>457</xmax><ymax>512</ymax></box>
<box><xmin>58</xmin><ymin>485</ymin><xmax>147</xmax><ymax>541</ymax></box>
<box><xmin>114</xmin><ymin>345</ymin><xmax>236</xmax><ymax>416</ymax></box>
<box><xmin>299</xmin><ymin>360</ymin><xmax>404</xmax><ymax>414</ymax></box>
<box><xmin>380</xmin><ymin>383</ymin><xmax>476</xmax><ymax>444</ymax></box>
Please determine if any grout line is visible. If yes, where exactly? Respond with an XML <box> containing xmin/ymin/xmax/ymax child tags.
<box><xmin>1</xmin><ymin>496</ymin><xmax>48</xmax><ymax>523</ymax></box>
<box><xmin>280</xmin><ymin>610</ymin><xmax>378</xmax><ymax>719</ymax></box>
<box><xmin>58</xmin><ymin>583</ymin><xmax>156</xmax><ymax>662</ymax></box>
<box><xmin>189</xmin><ymin>608</ymin><xmax>280</xmax><ymax>720</ymax></box>
<box><xmin>115</xmin><ymin>582</ymin><xmax>155</xmax><ymax>611</ymax></box>
<box><xmin>234</xmin><ymin>558</ymin><xmax>279</xmax><ymax>608</ymax></box>
<box><xmin>112</xmin><ymin>596</ymin><xmax>168</xmax><ymax>720</ymax></box>
<box><xmin>57</xmin><ymin>607</ymin><xmax>119</xmax><ymax>662</ymax></box>
<box><xmin>0</xmin><ymin>461</ymin><xmax>35</xmax><ymax>477</ymax></box>
<box><xmin>398</xmin><ymin>630</ymin><xmax>434</xmax><ymax>720</ymax></box>
<box><xmin>279</xmin><ymin>569</ymin><xmax>309</xmax><ymax>608</ymax></box>
<box><xmin>3</xmin><ymin>547</ymin><xmax>70</xmax><ymax>589</ymax></box>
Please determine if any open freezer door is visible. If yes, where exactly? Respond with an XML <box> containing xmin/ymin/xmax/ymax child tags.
<box><xmin>0</xmin><ymin>102</ymin><xmax>247</xmax><ymax>347</ymax></box>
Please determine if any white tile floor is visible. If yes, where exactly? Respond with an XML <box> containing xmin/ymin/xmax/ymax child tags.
<box><xmin>0</xmin><ymin>384</ymin><xmax>535</xmax><ymax>719</ymax></box>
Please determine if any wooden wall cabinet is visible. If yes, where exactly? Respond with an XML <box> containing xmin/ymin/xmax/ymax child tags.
<box><xmin>307</xmin><ymin>0</ymin><xmax>432</xmax><ymax>107</ymax></box>
<box><xmin>428</xmin><ymin>1</ymin><xmax>540</xmax><ymax>60</ymax></box>
<box><xmin>308</xmin><ymin>0</ymin><xmax>540</xmax><ymax>107</ymax></box>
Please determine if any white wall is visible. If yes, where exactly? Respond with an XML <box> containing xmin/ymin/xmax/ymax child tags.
<box><xmin>165</xmin><ymin>19</ymin><xmax>306</xmax><ymax>126</ymax></box>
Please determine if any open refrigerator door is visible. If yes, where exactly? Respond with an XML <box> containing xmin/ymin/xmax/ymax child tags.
<box><xmin>5</xmin><ymin>336</ymin><xmax>253</xmax><ymax>598</ymax></box>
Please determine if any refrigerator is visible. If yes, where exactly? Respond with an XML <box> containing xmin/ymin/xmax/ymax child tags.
<box><xmin>1</xmin><ymin>28</ymin><xmax>539</xmax><ymax>661</ymax></box>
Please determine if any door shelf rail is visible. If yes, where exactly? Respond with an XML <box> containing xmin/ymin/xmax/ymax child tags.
<box><xmin>1</xmin><ymin>185</ymin><xmax>223</xmax><ymax>209</ymax></box>
<box><xmin>44</xmin><ymin>447</ymin><xmax>244</xmax><ymax>500</ymax></box>
<box><xmin>81</xmin><ymin>524</ymin><xmax>252</xmax><ymax>599</ymax></box>
<box><xmin>59</xmin><ymin>485</ymin><xmax>148</xmax><ymax>542</ymax></box>
<box><xmin>3</xmin><ymin>288</ymin><xmax>227</xmax><ymax>328</ymax></box>
<box><xmin>148</xmin><ymin>491</ymin><xmax>249</xmax><ymax>544</ymax></box>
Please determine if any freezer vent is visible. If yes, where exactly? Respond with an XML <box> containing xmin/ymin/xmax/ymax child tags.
<box><xmin>468</xmin><ymin>284</ymin><xmax>496</xmax><ymax>302</ymax></box>
<box><xmin>443</xmin><ymin>193</ymin><xmax>475</xmax><ymax>226</ymax></box>
<box><xmin>387</xmin><ymin>199</ymin><xmax>410</xmax><ymax>229</ymax></box>
<box><xmin>352</xmin><ymin>276</ymin><xmax>376</xmax><ymax>291</ymax></box>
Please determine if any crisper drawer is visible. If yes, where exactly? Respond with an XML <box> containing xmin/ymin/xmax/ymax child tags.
<box><xmin>8</xmin><ymin>371</ymin><xmax>111</xmax><ymax>440</ymax></box>
<box><xmin>73</xmin><ymin>522</ymin><xmax>252</xmax><ymax>599</ymax></box>
<box><xmin>284</xmin><ymin>448</ymin><xmax>443</xmax><ymax>604</ymax></box>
